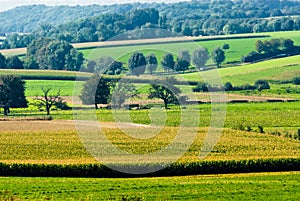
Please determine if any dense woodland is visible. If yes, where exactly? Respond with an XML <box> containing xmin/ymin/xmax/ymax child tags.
<box><xmin>2</xmin><ymin>0</ymin><xmax>300</xmax><ymax>49</ymax></box>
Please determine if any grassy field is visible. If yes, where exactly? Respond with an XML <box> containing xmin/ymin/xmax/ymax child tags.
<box><xmin>0</xmin><ymin>172</ymin><xmax>299</xmax><ymax>200</ymax></box>
<box><xmin>25</xmin><ymin>80</ymin><xmax>84</xmax><ymax>97</ymax></box>
<box><xmin>81</xmin><ymin>31</ymin><xmax>300</xmax><ymax>67</ymax></box>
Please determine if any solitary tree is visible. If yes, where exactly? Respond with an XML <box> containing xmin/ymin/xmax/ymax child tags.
<box><xmin>111</xmin><ymin>81</ymin><xmax>138</xmax><ymax>109</ymax></box>
<box><xmin>148</xmin><ymin>77</ymin><xmax>181</xmax><ymax>109</ymax></box>
<box><xmin>192</xmin><ymin>47</ymin><xmax>209</xmax><ymax>70</ymax></box>
<box><xmin>80</xmin><ymin>74</ymin><xmax>111</xmax><ymax>109</ymax></box>
<box><xmin>161</xmin><ymin>52</ymin><xmax>175</xmax><ymax>73</ymax></box>
<box><xmin>128</xmin><ymin>52</ymin><xmax>146</xmax><ymax>76</ymax></box>
<box><xmin>34</xmin><ymin>88</ymin><xmax>62</xmax><ymax>115</ymax></box>
<box><xmin>146</xmin><ymin>54</ymin><xmax>158</xmax><ymax>75</ymax></box>
<box><xmin>0</xmin><ymin>75</ymin><xmax>27</xmax><ymax>115</ymax></box>
<box><xmin>211</xmin><ymin>47</ymin><xmax>225</xmax><ymax>68</ymax></box>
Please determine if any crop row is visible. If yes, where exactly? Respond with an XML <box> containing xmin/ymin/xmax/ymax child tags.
<box><xmin>0</xmin><ymin>158</ymin><xmax>299</xmax><ymax>178</ymax></box>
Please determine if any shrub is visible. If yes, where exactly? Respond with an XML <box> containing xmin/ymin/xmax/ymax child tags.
<box><xmin>193</xmin><ymin>82</ymin><xmax>209</xmax><ymax>92</ymax></box>
<box><xmin>258</xmin><ymin>126</ymin><xmax>264</xmax><ymax>133</ymax></box>
<box><xmin>293</xmin><ymin>77</ymin><xmax>300</xmax><ymax>85</ymax></box>
<box><xmin>255</xmin><ymin>80</ymin><xmax>270</xmax><ymax>91</ymax></box>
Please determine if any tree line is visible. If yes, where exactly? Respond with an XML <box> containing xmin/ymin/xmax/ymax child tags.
<box><xmin>0</xmin><ymin>39</ymin><xmax>84</xmax><ymax>71</ymax></box>
<box><xmin>3</xmin><ymin>0</ymin><xmax>300</xmax><ymax>49</ymax></box>
<box><xmin>242</xmin><ymin>38</ymin><xmax>300</xmax><ymax>62</ymax></box>
<box><xmin>86</xmin><ymin>46</ymin><xmax>227</xmax><ymax>76</ymax></box>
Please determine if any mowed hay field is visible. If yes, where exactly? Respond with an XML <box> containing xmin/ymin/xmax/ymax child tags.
<box><xmin>0</xmin><ymin>172</ymin><xmax>299</xmax><ymax>200</ymax></box>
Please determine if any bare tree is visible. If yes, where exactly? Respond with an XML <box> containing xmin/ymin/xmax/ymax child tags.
<box><xmin>34</xmin><ymin>87</ymin><xmax>62</xmax><ymax>115</ymax></box>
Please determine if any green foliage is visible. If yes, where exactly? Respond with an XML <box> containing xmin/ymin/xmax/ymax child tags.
<box><xmin>146</xmin><ymin>53</ymin><xmax>158</xmax><ymax>75</ymax></box>
<box><xmin>148</xmin><ymin>77</ymin><xmax>181</xmax><ymax>109</ymax></box>
<box><xmin>0</xmin><ymin>75</ymin><xmax>27</xmax><ymax>115</ymax></box>
<box><xmin>5</xmin><ymin>55</ymin><xmax>24</xmax><ymax>69</ymax></box>
<box><xmin>255</xmin><ymin>80</ymin><xmax>270</xmax><ymax>91</ymax></box>
<box><xmin>80</xmin><ymin>74</ymin><xmax>111</xmax><ymax>109</ymax></box>
<box><xmin>27</xmin><ymin>38</ymin><xmax>84</xmax><ymax>71</ymax></box>
<box><xmin>211</xmin><ymin>47</ymin><xmax>225</xmax><ymax>68</ymax></box>
<box><xmin>0</xmin><ymin>158</ymin><xmax>299</xmax><ymax>177</ymax></box>
<box><xmin>175</xmin><ymin>50</ymin><xmax>191</xmax><ymax>72</ymax></box>
<box><xmin>192</xmin><ymin>47</ymin><xmax>209</xmax><ymax>69</ymax></box>
<box><xmin>293</xmin><ymin>77</ymin><xmax>300</xmax><ymax>85</ymax></box>
<box><xmin>128</xmin><ymin>52</ymin><xmax>147</xmax><ymax>76</ymax></box>
<box><xmin>161</xmin><ymin>52</ymin><xmax>175</xmax><ymax>73</ymax></box>
<box><xmin>111</xmin><ymin>81</ymin><xmax>138</xmax><ymax>109</ymax></box>
<box><xmin>0</xmin><ymin>53</ymin><xmax>6</xmax><ymax>68</ymax></box>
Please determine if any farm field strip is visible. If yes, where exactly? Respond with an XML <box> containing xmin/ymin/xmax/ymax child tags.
<box><xmin>0</xmin><ymin>172</ymin><xmax>299</xmax><ymax>200</ymax></box>
<box><xmin>0</xmin><ymin>33</ymin><xmax>269</xmax><ymax>56</ymax></box>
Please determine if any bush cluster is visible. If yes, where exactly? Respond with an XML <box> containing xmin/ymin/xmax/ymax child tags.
<box><xmin>0</xmin><ymin>158</ymin><xmax>299</xmax><ymax>178</ymax></box>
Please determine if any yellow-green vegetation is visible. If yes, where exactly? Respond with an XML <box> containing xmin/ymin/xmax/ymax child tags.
<box><xmin>0</xmin><ymin>108</ymin><xmax>299</xmax><ymax>164</ymax></box>
<box><xmin>0</xmin><ymin>172</ymin><xmax>299</xmax><ymax>200</ymax></box>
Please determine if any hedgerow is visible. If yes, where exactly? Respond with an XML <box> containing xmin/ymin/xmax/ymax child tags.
<box><xmin>0</xmin><ymin>158</ymin><xmax>299</xmax><ymax>178</ymax></box>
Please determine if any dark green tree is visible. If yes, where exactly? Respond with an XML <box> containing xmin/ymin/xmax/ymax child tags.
<box><xmin>161</xmin><ymin>52</ymin><xmax>175</xmax><ymax>73</ymax></box>
<box><xmin>6</xmin><ymin>56</ymin><xmax>24</xmax><ymax>69</ymax></box>
<box><xmin>106</xmin><ymin>61</ymin><xmax>123</xmax><ymax>75</ymax></box>
<box><xmin>255</xmin><ymin>80</ymin><xmax>270</xmax><ymax>91</ymax></box>
<box><xmin>211</xmin><ymin>47</ymin><xmax>225</xmax><ymax>68</ymax></box>
<box><xmin>192</xmin><ymin>48</ymin><xmax>209</xmax><ymax>70</ymax></box>
<box><xmin>0</xmin><ymin>75</ymin><xmax>27</xmax><ymax>115</ymax></box>
<box><xmin>146</xmin><ymin>54</ymin><xmax>158</xmax><ymax>75</ymax></box>
<box><xmin>128</xmin><ymin>52</ymin><xmax>146</xmax><ymax>76</ymax></box>
<box><xmin>148</xmin><ymin>77</ymin><xmax>181</xmax><ymax>109</ymax></box>
<box><xmin>80</xmin><ymin>75</ymin><xmax>111</xmax><ymax>109</ymax></box>
<box><xmin>0</xmin><ymin>53</ymin><xmax>6</xmax><ymax>69</ymax></box>
<box><xmin>175</xmin><ymin>50</ymin><xmax>190</xmax><ymax>72</ymax></box>
<box><xmin>24</xmin><ymin>56</ymin><xmax>39</xmax><ymax>69</ymax></box>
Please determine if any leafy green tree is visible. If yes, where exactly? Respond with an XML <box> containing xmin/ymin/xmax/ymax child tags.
<box><xmin>0</xmin><ymin>75</ymin><xmax>27</xmax><ymax>115</ymax></box>
<box><xmin>6</xmin><ymin>56</ymin><xmax>24</xmax><ymax>69</ymax></box>
<box><xmin>148</xmin><ymin>77</ymin><xmax>181</xmax><ymax>109</ymax></box>
<box><xmin>0</xmin><ymin>53</ymin><xmax>6</xmax><ymax>69</ymax></box>
<box><xmin>175</xmin><ymin>50</ymin><xmax>190</xmax><ymax>72</ymax></box>
<box><xmin>111</xmin><ymin>81</ymin><xmax>138</xmax><ymax>109</ymax></box>
<box><xmin>255</xmin><ymin>40</ymin><xmax>264</xmax><ymax>53</ymax></box>
<box><xmin>255</xmin><ymin>80</ymin><xmax>270</xmax><ymax>91</ymax></box>
<box><xmin>106</xmin><ymin>61</ymin><xmax>123</xmax><ymax>75</ymax></box>
<box><xmin>146</xmin><ymin>54</ymin><xmax>158</xmax><ymax>75</ymax></box>
<box><xmin>161</xmin><ymin>52</ymin><xmax>175</xmax><ymax>73</ymax></box>
<box><xmin>80</xmin><ymin>74</ymin><xmax>111</xmax><ymax>109</ymax></box>
<box><xmin>27</xmin><ymin>38</ymin><xmax>83</xmax><ymax>71</ymax></box>
<box><xmin>222</xmin><ymin>44</ymin><xmax>230</xmax><ymax>50</ymax></box>
<box><xmin>211</xmin><ymin>47</ymin><xmax>225</xmax><ymax>68</ymax></box>
<box><xmin>24</xmin><ymin>56</ymin><xmax>39</xmax><ymax>69</ymax></box>
<box><xmin>128</xmin><ymin>52</ymin><xmax>146</xmax><ymax>76</ymax></box>
<box><xmin>192</xmin><ymin>48</ymin><xmax>209</xmax><ymax>70</ymax></box>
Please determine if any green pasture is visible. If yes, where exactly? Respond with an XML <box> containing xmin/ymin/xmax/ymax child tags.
<box><xmin>81</xmin><ymin>31</ymin><xmax>300</xmax><ymax>68</ymax></box>
<box><xmin>0</xmin><ymin>69</ymin><xmax>92</xmax><ymax>79</ymax></box>
<box><xmin>180</xmin><ymin>55</ymin><xmax>300</xmax><ymax>84</ymax></box>
<box><xmin>25</xmin><ymin>80</ymin><xmax>84</xmax><ymax>97</ymax></box>
<box><xmin>0</xmin><ymin>172</ymin><xmax>299</xmax><ymax>200</ymax></box>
